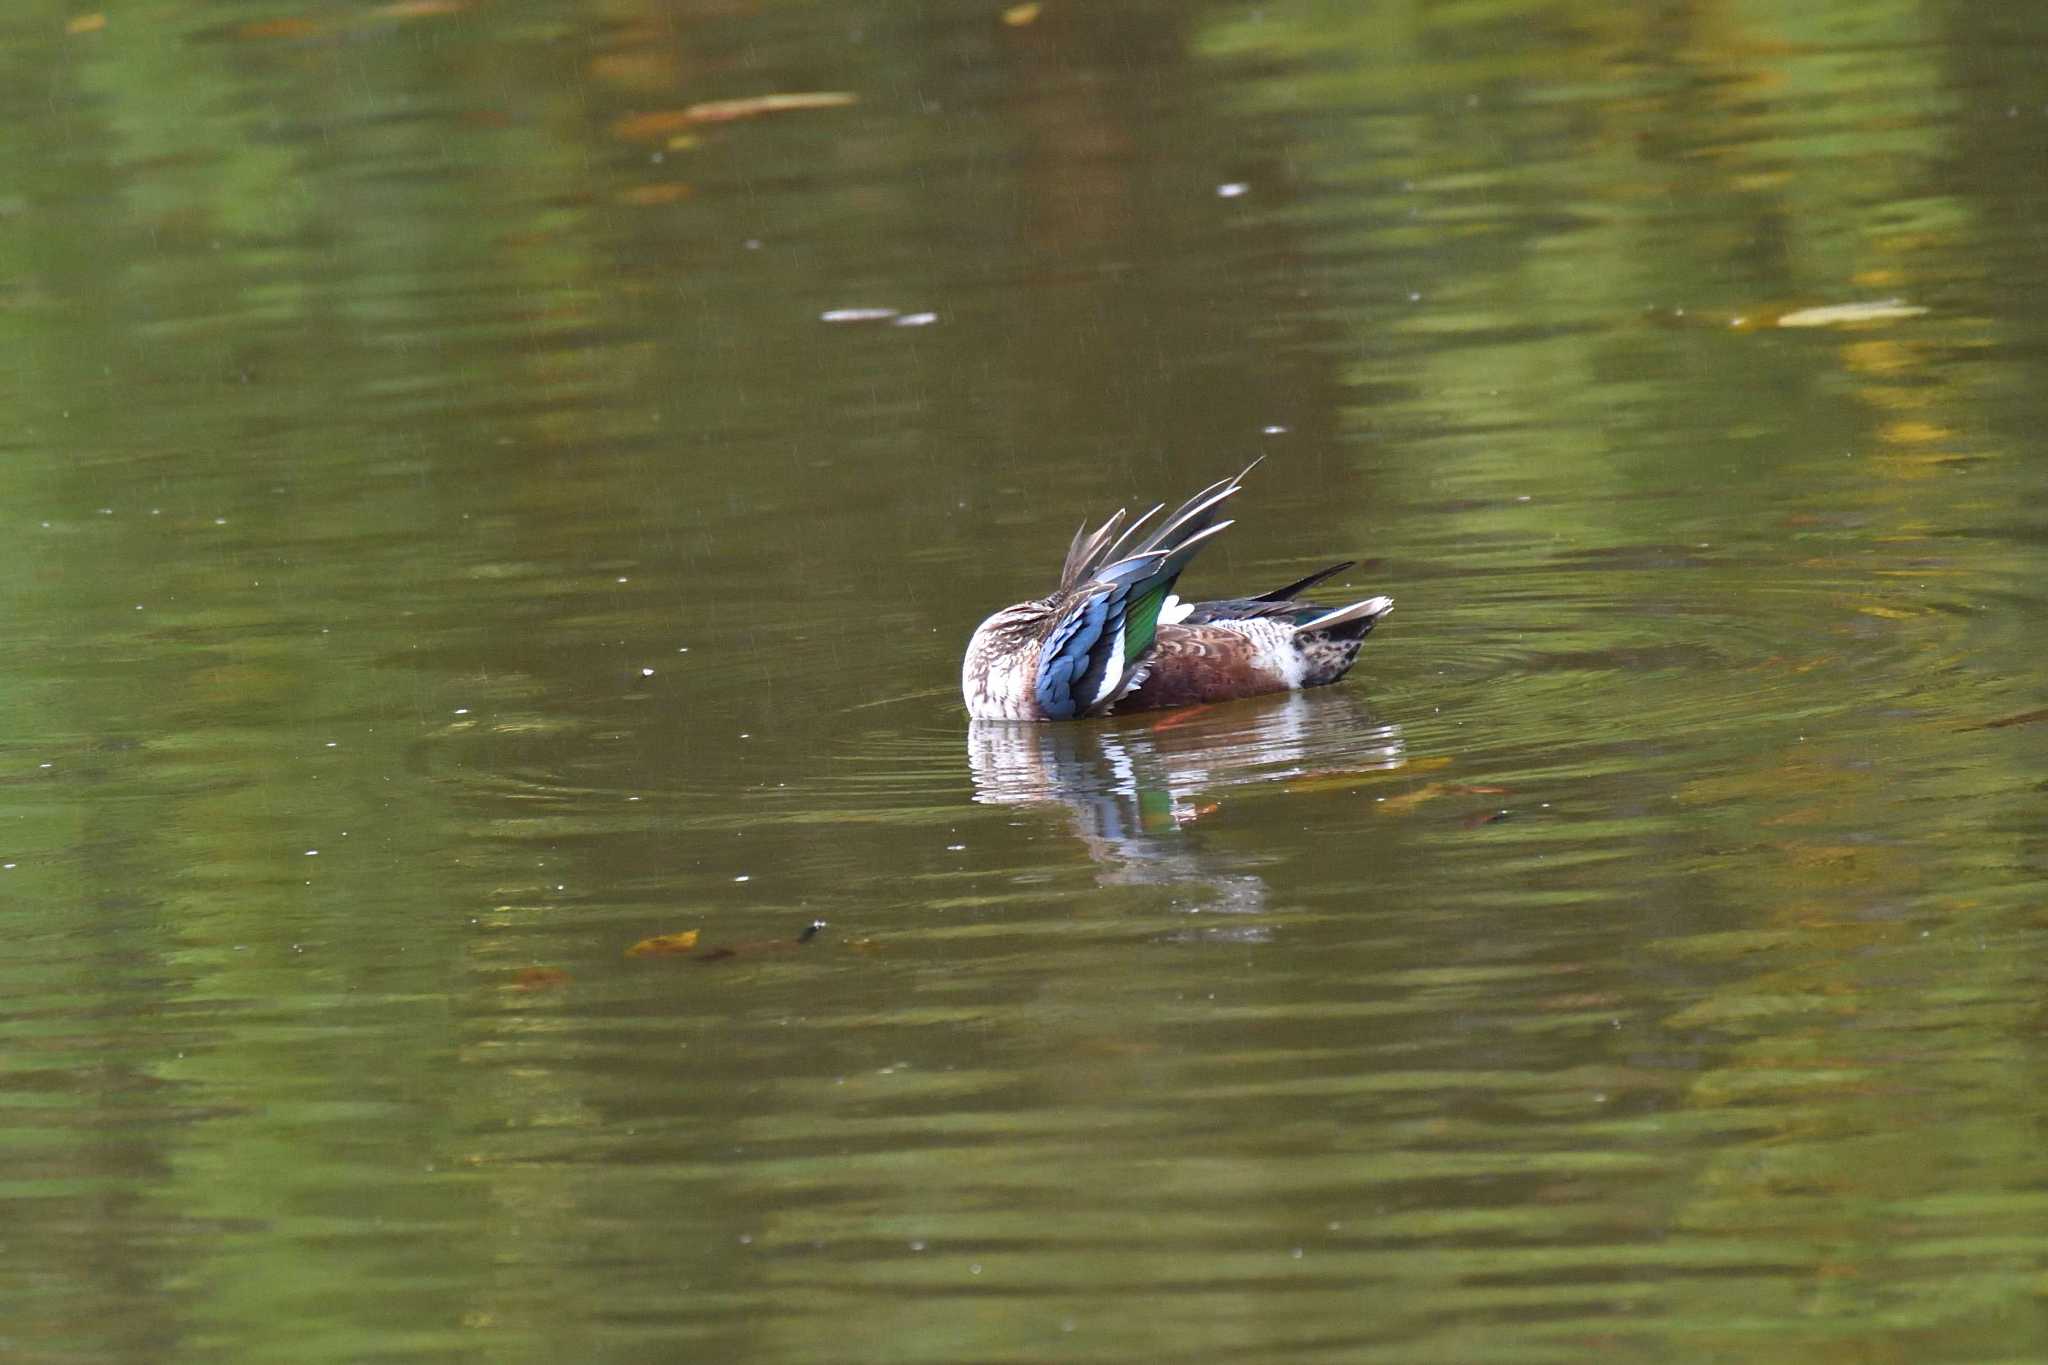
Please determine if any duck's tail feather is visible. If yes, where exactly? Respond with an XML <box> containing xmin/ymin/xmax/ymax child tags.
<box><xmin>1059</xmin><ymin>509</ymin><xmax>1128</xmax><ymax>592</ymax></box>
<box><xmin>1293</xmin><ymin>595</ymin><xmax>1394</xmax><ymax>639</ymax></box>
<box><xmin>1253</xmin><ymin>561</ymin><xmax>1356</xmax><ymax>603</ymax></box>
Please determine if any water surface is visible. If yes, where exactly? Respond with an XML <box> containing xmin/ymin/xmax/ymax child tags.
<box><xmin>3</xmin><ymin>1</ymin><xmax>2047</xmax><ymax>1360</ymax></box>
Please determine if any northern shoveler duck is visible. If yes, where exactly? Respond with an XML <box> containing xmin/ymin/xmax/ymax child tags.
<box><xmin>962</xmin><ymin>464</ymin><xmax>1392</xmax><ymax>721</ymax></box>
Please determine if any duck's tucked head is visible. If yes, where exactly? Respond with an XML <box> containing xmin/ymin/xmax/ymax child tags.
<box><xmin>962</xmin><ymin>600</ymin><xmax>1058</xmax><ymax>721</ymax></box>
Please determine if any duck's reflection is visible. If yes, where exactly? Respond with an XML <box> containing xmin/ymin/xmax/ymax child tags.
<box><xmin>967</xmin><ymin>691</ymin><xmax>1403</xmax><ymax>919</ymax></box>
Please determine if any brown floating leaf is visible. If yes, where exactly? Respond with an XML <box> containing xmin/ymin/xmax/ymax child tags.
<box><xmin>1002</xmin><ymin>3</ymin><xmax>1043</xmax><ymax>25</ymax></box>
<box><xmin>508</xmin><ymin>966</ymin><xmax>570</xmax><ymax>992</ymax></box>
<box><xmin>1460</xmin><ymin>808</ymin><xmax>1513</xmax><ymax>829</ymax></box>
<box><xmin>625</xmin><ymin>929</ymin><xmax>701</xmax><ymax>958</ymax></box>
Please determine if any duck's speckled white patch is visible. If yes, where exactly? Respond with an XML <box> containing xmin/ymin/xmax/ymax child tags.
<box><xmin>962</xmin><ymin>607</ymin><xmax>1047</xmax><ymax>721</ymax></box>
<box><xmin>1215</xmin><ymin>617</ymin><xmax>1306</xmax><ymax>689</ymax></box>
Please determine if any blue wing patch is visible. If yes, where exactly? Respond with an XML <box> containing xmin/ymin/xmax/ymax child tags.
<box><xmin>1032</xmin><ymin>593</ymin><xmax>1113</xmax><ymax>720</ymax></box>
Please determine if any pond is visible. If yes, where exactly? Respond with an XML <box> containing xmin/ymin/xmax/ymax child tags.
<box><xmin>3</xmin><ymin>1</ymin><xmax>2046</xmax><ymax>1360</ymax></box>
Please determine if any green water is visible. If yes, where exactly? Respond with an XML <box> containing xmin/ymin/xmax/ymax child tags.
<box><xmin>4</xmin><ymin>1</ymin><xmax>2046</xmax><ymax>1360</ymax></box>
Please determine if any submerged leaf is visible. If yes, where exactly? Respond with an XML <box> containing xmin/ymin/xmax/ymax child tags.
<box><xmin>508</xmin><ymin>966</ymin><xmax>570</xmax><ymax>992</ymax></box>
<box><xmin>1377</xmin><ymin>782</ymin><xmax>1450</xmax><ymax>815</ymax></box>
<box><xmin>693</xmin><ymin>919</ymin><xmax>828</xmax><ymax>964</ymax></box>
<box><xmin>1977</xmin><ymin>706</ymin><xmax>2048</xmax><ymax>731</ymax></box>
<box><xmin>625</xmin><ymin>929</ymin><xmax>701</xmax><ymax>958</ymax></box>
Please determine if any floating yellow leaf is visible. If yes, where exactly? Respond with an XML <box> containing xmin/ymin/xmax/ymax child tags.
<box><xmin>1776</xmin><ymin>299</ymin><xmax>1928</xmax><ymax>328</ymax></box>
<box><xmin>1002</xmin><ymin>3</ymin><xmax>1043</xmax><ymax>25</ymax></box>
<box><xmin>66</xmin><ymin>13</ymin><xmax>106</xmax><ymax>34</ymax></box>
<box><xmin>625</xmin><ymin>929</ymin><xmax>701</xmax><ymax>958</ymax></box>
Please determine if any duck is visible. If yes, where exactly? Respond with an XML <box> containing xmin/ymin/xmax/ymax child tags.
<box><xmin>962</xmin><ymin>463</ymin><xmax>1392</xmax><ymax>721</ymax></box>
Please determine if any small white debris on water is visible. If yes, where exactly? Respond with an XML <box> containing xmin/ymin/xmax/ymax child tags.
<box><xmin>453</xmin><ymin>708</ymin><xmax>468</xmax><ymax>715</ymax></box>
<box><xmin>734</xmin><ymin>875</ymin><xmax>750</xmax><ymax>883</ymax></box>
<box><xmin>305</xmin><ymin>850</ymin><xmax>318</xmax><ymax>857</ymax></box>
<box><xmin>821</xmin><ymin>307</ymin><xmax>899</xmax><ymax>323</ymax></box>
<box><xmin>947</xmin><ymin>844</ymin><xmax>966</xmax><ymax>852</ymax></box>
<box><xmin>893</xmin><ymin>312</ymin><xmax>938</xmax><ymax>327</ymax></box>
<box><xmin>641</xmin><ymin>667</ymin><xmax>655</xmax><ymax>676</ymax></box>
<box><xmin>1263</xmin><ymin>424</ymin><xmax>1289</xmax><ymax>435</ymax></box>
<box><xmin>1777</xmin><ymin>299</ymin><xmax>1928</xmax><ymax>328</ymax></box>
<box><xmin>1216</xmin><ymin>182</ymin><xmax>1249</xmax><ymax>197</ymax></box>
